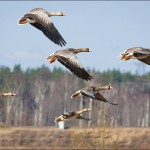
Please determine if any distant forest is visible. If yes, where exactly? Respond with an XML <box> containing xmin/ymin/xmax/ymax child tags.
<box><xmin>0</xmin><ymin>64</ymin><xmax>150</xmax><ymax>127</ymax></box>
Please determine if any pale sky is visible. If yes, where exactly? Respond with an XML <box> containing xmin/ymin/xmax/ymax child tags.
<box><xmin>1</xmin><ymin>1</ymin><xmax>150</xmax><ymax>74</ymax></box>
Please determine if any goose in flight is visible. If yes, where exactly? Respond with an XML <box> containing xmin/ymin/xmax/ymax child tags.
<box><xmin>0</xmin><ymin>92</ymin><xmax>16</xmax><ymax>96</ymax></box>
<box><xmin>55</xmin><ymin>108</ymin><xmax>91</xmax><ymax>122</ymax></box>
<box><xmin>120</xmin><ymin>47</ymin><xmax>150</xmax><ymax>65</ymax></box>
<box><xmin>18</xmin><ymin>8</ymin><xmax>67</xmax><ymax>47</ymax></box>
<box><xmin>71</xmin><ymin>85</ymin><xmax>118</xmax><ymax>105</ymax></box>
<box><xmin>46</xmin><ymin>48</ymin><xmax>94</xmax><ymax>81</ymax></box>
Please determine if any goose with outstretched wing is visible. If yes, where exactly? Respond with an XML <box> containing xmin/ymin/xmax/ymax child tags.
<box><xmin>120</xmin><ymin>47</ymin><xmax>150</xmax><ymax>65</ymax></box>
<box><xmin>55</xmin><ymin>108</ymin><xmax>91</xmax><ymax>122</ymax></box>
<box><xmin>46</xmin><ymin>48</ymin><xmax>94</xmax><ymax>81</ymax></box>
<box><xmin>18</xmin><ymin>8</ymin><xmax>67</xmax><ymax>47</ymax></box>
<box><xmin>71</xmin><ymin>85</ymin><xmax>118</xmax><ymax>105</ymax></box>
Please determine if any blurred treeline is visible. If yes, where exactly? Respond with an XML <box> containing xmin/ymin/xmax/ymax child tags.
<box><xmin>0</xmin><ymin>64</ymin><xmax>150</xmax><ymax>127</ymax></box>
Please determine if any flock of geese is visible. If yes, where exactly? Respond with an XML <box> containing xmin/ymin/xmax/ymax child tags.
<box><xmin>1</xmin><ymin>7</ymin><xmax>150</xmax><ymax>124</ymax></box>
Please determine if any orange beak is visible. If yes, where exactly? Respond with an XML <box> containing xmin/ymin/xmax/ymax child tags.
<box><xmin>18</xmin><ymin>17</ymin><xmax>27</xmax><ymax>24</ymax></box>
<box><xmin>50</xmin><ymin>59</ymin><xmax>55</xmax><ymax>64</ymax></box>
<box><xmin>55</xmin><ymin>116</ymin><xmax>62</xmax><ymax>122</ymax></box>
<box><xmin>119</xmin><ymin>54</ymin><xmax>125</xmax><ymax>60</ymax></box>
<box><xmin>50</xmin><ymin>57</ymin><xmax>57</xmax><ymax>64</ymax></box>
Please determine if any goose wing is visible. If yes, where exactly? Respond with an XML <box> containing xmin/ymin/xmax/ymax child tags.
<box><xmin>134</xmin><ymin>49</ymin><xmax>150</xmax><ymax>54</ymax></box>
<box><xmin>123</xmin><ymin>47</ymin><xmax>150</xmax><ymax>57</ymax></box>
<box><xmin>80</xmin><ymin>90</ymin><xmax>96</xmax><ymax>99</ymax></box>
<box><xmin>139</xmin><ymin>56</ymin><xmax>150</xmax><ymax>65</ymax></box>
<box><xmin>55</xmin><ymin>52</ymin><xmax>93</xmax><ymax>81</ymax></box>
<box><xmin>63</xmin><ymin>111</ymin><xmax>75</xmax><ymax>118</ymax></box>
<box><xmin>133</xmin><ymin>50</ymin><xmax>150</xmax><ymax>64</ymax></box>
<box><xmin>122</xmin><ymin>47</ymin><xmax>145</xmax><ymax>54</ymax></box>
<box><xmin>76</xmin><ymin>115</ymin><xmax>90</xmax><ymax>121</ymax></box>
<box><xmin>95</xmin><ymin>92</ymin><xmax>118</xmax><ymax>105</ymax></box>
<box><xmin>24</xmin><ymin>9</ymin><xmax>66</xmax><ymax>46</ymax></box>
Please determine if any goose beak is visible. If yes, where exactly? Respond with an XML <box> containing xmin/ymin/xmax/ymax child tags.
<box><xmin>61</xmin><ymin>12</ymin><xmax>66</xmax><ymax>16</ymax></box>
<box><xmin>13</xmin><ymin>93</ymin><xmax>17</xmax><ymax>96</ymax></box>
<box><xmin>18</xmin><ymin>17</ymin><xmax>28</xmax><ymax>24</ymax></box>
<box><xmin>45</xmin><ymin>55</ymin><xmax>51</xmax><ymax>61</ymax></box>
<box><xmin>119</xmin><ymin>54</ymin><xmax>125</xmax><ymax>60</ymax></box>
<box><xmin>55</xmin><ymin>118</ymin><xmax>61</xmax><ymax>122</ymax></box>
<box><xmin>55</xmin><ymin>116</ymin><xmax>63</xmax><ymax>122</ymax></box>
<box><xmin>109</xmin><ymin>86</ymin><xmax>113</xmax><ymax>89</ymax></box>
<box><xmin>45</xmin><ymin>57</ymin><xmax>53</xmax><ymax>63</ymax></box>
<box><xmin>49</xmin><ymin>12</ymin><xmax>66</xmax><ymax>16</ymax></box>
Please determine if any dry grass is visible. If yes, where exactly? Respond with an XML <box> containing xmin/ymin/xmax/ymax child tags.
<box><xmin>0</xmin><ymin>126</ymin><xmax>150</xmax><ymax>149</ymax></box>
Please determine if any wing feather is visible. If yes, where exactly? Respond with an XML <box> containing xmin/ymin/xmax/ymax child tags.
<box><xmin>23</xmin><ymin>9</ymin><xmax>66</xmax><ymax>46</ymax></box>
<box><xmin>63</xmin><ymin>111</ymin><xmax>75</xmax><ymax>117</ymax></box>
<box><xmin>139</xmin><ymin>56</ymin><xmax>150</xmax><ymax>65</ymax></box>
<box><xmin>76</xmin><ymin>115</ymin><xmax>90</xmax><ymax>121</ymax></box>
<box><xmin>56</xmin><ymin>54</ymin><xmax>93</xmax><ymax>81</ymax></box>
<box><xmin>80</xmin><ymin>90</ymin><xmax>96</xmax><ymax>99</ymax></box>
<box><xmin>95</xmin><ymin>92</ymin><xmax>118</xmax><ymax>105</ymax></box>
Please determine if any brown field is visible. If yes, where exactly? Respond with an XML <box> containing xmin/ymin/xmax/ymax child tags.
<box><xmin>0</xmin><ymin>125</ymin><xmax>150</xmax><ymax>149</ymax></box>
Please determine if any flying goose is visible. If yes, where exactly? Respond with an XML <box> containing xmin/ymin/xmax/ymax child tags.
<box><xmin>0</xmin><ymin>92</ymin><xmax>16</xmax><ymax>96</ymax></box>
<box><xmin>18</xmin><ymin>8</ymin><xmax>67</xmax><ymax>47</ymax></box>
<box><xmin>46</xmin><ymin>48</ymin><xmax>94</xmax><ymax>81</ymax></box>
<box><xmin>71</xmin><ymin>85</ymin><xmax>118</xmax><ymax>105</ymax></box>
<box><xmin>55</xmin><ymin>108</ymin><xmax>91</xmax><ymax>122</ymax></box>
<box><xmin>120</xmin><ymin>47</ymin><xmax>150</xmax><ymax>65</ymax></box>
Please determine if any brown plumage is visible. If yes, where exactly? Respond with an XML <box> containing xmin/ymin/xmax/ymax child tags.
<box><xmin>46</xmin><ymin>48</ymin><xmax>94</xmax><ymax>81</ymax></box>
<box><xmin>120</xmin><ymin>47</ymin><xmax>150</xmax><ymax>65</ymax></box>
<box><xmin>18</xmin><ymin>8</ymin><xmax>66</xmax><ymax>47</ymax></box>
<box><xmin>71</xmin><ymin>85</ymin><xmax>118</xmax><ymax>105</ymax></box>
<box><xmin>55</xmin><ymin>108</ymin><xmax>91</xmax><ymax>122</ymax></box>
<box><xmin>0</xmin><ymin>92</ymin><xmax>16</xmax><ymax>96</ymax></box>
